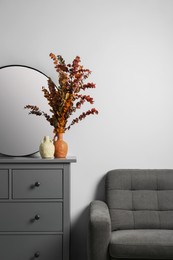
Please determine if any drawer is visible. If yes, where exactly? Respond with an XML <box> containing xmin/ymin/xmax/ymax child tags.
<box><xmin>12</xmin><ymin>169</ymin><xmax>62</xmax><ymax>199</ymax></box>
<box><xmin>0</xmin><ymin>170</ymin><xmax>8</xmax><ymax>198</ymax></box>
<box><xmin>0</xmin><ymin>234</ymin><xmax>62</xmax><ymax>260</ymax></box>
<box><xmin>0</xmin><ymin>202</ymin><xmax>62</xmax><ymax>231</ymax></box>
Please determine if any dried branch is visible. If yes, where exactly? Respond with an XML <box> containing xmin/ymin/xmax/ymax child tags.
<box><xmin>24</xmin><ymin>53</ymin><xmax>98</xmax><ymax>134</ymax></box>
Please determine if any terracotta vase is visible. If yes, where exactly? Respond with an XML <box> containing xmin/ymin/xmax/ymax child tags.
<box><xmin>54</xmin><ymin>133</ymin><xmax>68</xmax><ymax>158</ymax></box>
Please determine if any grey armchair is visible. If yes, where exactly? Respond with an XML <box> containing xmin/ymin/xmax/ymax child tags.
<box><xmin>88</xmin><ymin>169</ymin><xmax>173</xmax><ymax>260</ymax></box>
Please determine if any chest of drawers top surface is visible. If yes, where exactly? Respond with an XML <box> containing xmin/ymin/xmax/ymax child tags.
<box><xmin>0</xmin><ymin>156</ymin><xmax>76</xmax><ymax>164</ymax></box>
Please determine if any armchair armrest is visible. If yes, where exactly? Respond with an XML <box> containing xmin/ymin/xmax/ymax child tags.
<box><xmin>88</xmin><ymin>200</ymin><xmax>111</xmax><ymax>260</ymax></box>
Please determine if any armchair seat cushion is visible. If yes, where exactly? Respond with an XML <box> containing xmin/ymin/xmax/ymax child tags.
<box><xmin>110</xmin><ymin>229</ymin><xmax>173</xmax><ymax>259</ymax></box>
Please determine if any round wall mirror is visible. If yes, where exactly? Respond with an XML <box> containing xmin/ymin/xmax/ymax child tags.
<box><xmin>0</xmin><ymin>65</ymin><xmax>52</xmax><ymax>156</ymax></box>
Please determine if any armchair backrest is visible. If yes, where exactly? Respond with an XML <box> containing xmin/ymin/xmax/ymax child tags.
<box><xmin>106</xmin><ymin>169</ymin><xmax>173</xmax><ymax>231</ymax></box>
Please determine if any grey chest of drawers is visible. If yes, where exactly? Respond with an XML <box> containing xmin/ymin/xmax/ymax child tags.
<box><xmin>0</xmin><ymin>156</ymin><xmax>76</xmax><ymax>260</ymax></box>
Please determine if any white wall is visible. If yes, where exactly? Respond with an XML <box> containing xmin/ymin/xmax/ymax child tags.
<box><xmin>1</xmin><ymin>0</ymin><xmax>173</xmax><ymax>259</ymax></box>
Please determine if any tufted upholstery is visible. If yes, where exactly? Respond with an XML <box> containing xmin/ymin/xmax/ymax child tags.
<box><xmin>106</xmin><ymin>169</ymin><xmax>173</xmax><ymax>231</ymax></box>
<box><xmin>88</xmin><ymin>169</ymin><xmax>173</xmax><ymax>260</ymax></box>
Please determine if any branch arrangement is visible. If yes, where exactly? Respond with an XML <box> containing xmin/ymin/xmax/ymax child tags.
<box><xmin>24</xmin><ymin>53</ymin><xmax>98</xmax><ymax>135</ymax></box>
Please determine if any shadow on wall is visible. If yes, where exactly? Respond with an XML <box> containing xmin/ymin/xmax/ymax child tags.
<box><xmin>70</xmin><ymin>174</ymin><xmax>106</xmax><ymax>260</ymax></box>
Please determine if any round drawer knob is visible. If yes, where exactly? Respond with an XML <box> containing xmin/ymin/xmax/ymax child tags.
<box><xmin>34</xmin><ymin>251</ymin><xmax>40</xmax><ymax>258</ymax></box>
<box><xmin>34</xmin><ymin>214</ymin><xmax>40</xmax><ymax>221</ymax></box>
<box><xmin>35</xmin><ymin>182</ymin><xmax>41</xmax><ymax>187</ymax></box>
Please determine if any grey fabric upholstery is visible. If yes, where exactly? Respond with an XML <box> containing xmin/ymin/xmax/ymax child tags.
<box><xmin>110</xmin><ymin>230</ymin><xmax>173</xmax><ymax>259</ymax></box>
<box><xmin>106</xmin><ymin>169</ymin><xmax>173</xmax><ymax>231</ymax></box>
<box><xmin>88</xmin><ymin>169</ymin><xmax>173</xmax><ymax>260</ymax></box>
<box><xmin>88</xmin><ymin>200</ymin><xmax>111</xmax><ymax>260</ymax></box>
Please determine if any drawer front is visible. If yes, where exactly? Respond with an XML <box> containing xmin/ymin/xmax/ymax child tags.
<box><xmin>0</xmin><ymin>234</ymin><xmax>62</xmax><ymax>260</ymax></box>
<box><xmin>12</xmin><ymin>169</ymin><xmax>62</xmax><ymax>199</ymax></box>
<box><xmin>0</xmin><ymin>202</ymin><xmax>62</xmax><ymax>231</ymax></box>
<box><xmin>0</xmin><ymin>170</ymin><xmax>8</xmax><ymax>198</ymax></box>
